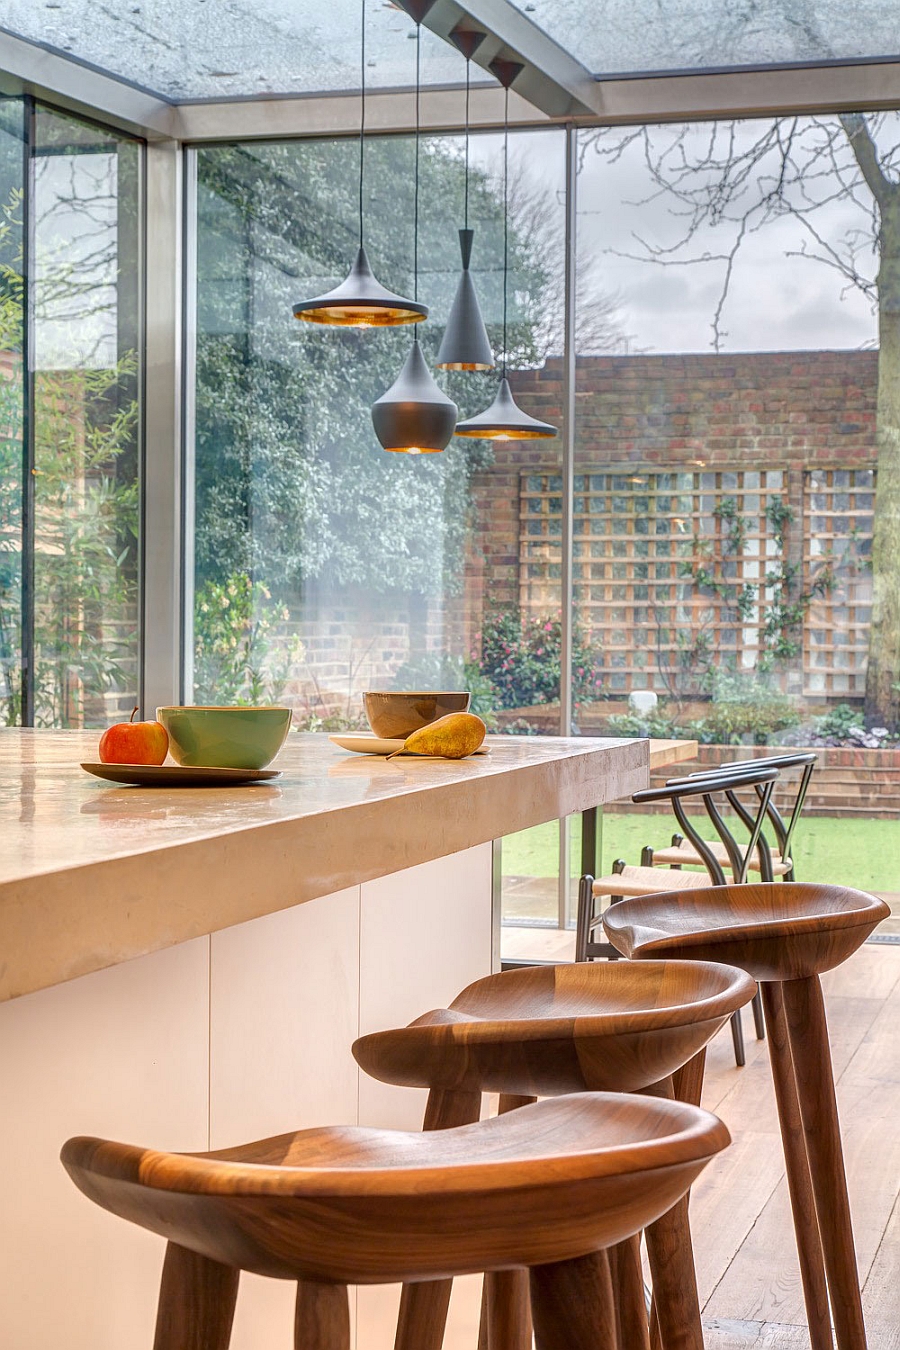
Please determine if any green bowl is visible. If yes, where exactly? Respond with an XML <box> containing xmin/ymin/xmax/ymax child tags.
<box><xmin>156</xmin><ymin>706</ymin><xmax>292</xmax><ymax>770</ymax></box>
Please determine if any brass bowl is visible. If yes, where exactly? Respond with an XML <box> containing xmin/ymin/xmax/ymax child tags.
<box><xmin>363</xmin><ymin>691</ymin><xmax>470</xmax><ymax>740</ymax></box>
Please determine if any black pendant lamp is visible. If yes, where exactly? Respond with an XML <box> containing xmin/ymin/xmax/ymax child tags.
<box><xmin>435</xmin><ymin>27</ymin><xmax>494</xmax><ymax>372</ymax></box>
<box><xmin>372</xmin><ymin>6</ymin><xmax>457</xmax><ymax>454</ymax></box>
<box><xmin>292</xmin><ymin>0</ymin><xmax>425</xmax><ymax>327</ymax></box>
<box><xmin>455</xmin><ymin>62</ymin><xmax>557</xmax><ymax>441</ymax></box>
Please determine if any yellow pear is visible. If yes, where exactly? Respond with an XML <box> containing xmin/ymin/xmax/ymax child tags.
<box><xmin>389</xmin><ymin>712</ymin><xmax>486</xmax><ymax>760</ymax></box>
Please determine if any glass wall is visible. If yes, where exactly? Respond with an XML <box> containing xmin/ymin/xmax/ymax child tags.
<box><xmin>0</xmin><ymin>99</ymin><xmax>142</xmax><ymax>727</ymax></box>
<box><xmin>573</xmin><ymin>114</ymin><xmax>900</xmax><ymax>928</ymax></box>
<box><xmin>0</xmin><ymin>100</ymin><xmax>24</xmax><ymax>724</ymax></box>
<box><xmin>190</xmin><ymin>111</ymin><xmax>900</xmax><ymax>940</ymax></box>
<box><xmin>191</xmin><ymin>129</ymin><xmax>564</xmax><ymax>714</ymax></box>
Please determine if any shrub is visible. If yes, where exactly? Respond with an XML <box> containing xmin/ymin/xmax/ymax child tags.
<box><xmin>479</xmin><ymin>611</ymin><xmax>604</xmax><ymax>710</ymax></box>
<box><xmin>193</xmin><ymin>572</ymin><xmax>301</xmax><ymax>705</ymax></box>
<box><xmin>814</xmin><ymin>703</ymin><xmax>865</xmax><ymax>740</ymax></box>
<box><xmin>693</xmin><ymin>670</ymin><xmax>800</xmax><ymax>746</ymax></box>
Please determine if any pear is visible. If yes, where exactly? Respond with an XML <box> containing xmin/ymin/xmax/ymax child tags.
<box><xmin>389</xmin><ymin>712</ymin><xmax>486</xmax><ymax>760</ymax></box>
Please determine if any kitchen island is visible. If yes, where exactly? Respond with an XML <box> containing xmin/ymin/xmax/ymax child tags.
<box><xmin>0</xmin><ymin>730</ymin><xmax>646</xmax><ymax>1350</ymax></box>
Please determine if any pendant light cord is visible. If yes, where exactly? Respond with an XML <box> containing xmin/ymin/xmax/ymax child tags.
<box><xmin>464</xmin><ymin>58</ymin><xmax>470</xmax><ymax>231</ymax></box>
<box><xmin>413</xmin><ymin>20</ymin><xmax>421</xmax><ymax>303</ymax></box>
<box><xmin>501</xmin><ymin>84</ymin><xmax>509</xmax><ymax>379</ymax></box>
<box><xmin>358</xmin><ymin>0</ymin><xmax>366</xmax><ymax>245</ymax></box>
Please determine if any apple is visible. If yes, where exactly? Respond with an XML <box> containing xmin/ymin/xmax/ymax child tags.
<box><xmin>99</xmin><ymin>707</ymin><xmax>169</xmax><ymax>765</ymax></box>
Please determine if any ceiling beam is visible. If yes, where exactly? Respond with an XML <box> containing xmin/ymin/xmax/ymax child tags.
<box><xmin>413</xmin><ymin>0</ymin><xmax>601</xmax><ymax>118</ymax></box>
<box><xmin>0</xmin><ymin>27</ymin><xmax>177</xmax><ymax>139</ymax></box>
<box><xmin>175</xmin><ymin>82</ymin><xmax>546</xmax><ymax>143</ymax></box>
<box><xmin>592</xmin><ymin>58</ymin><xmax>900</xmax><ymax>124</ymax></box>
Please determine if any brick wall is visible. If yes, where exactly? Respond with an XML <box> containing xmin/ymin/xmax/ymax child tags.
<box><xmin>469</xmin><ymin>350</ymin><xmax>878</xmax><ymax>621</ymax></box>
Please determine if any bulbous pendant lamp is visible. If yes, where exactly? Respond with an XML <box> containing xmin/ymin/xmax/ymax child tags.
<box><xmin>435</xmin><ymin>28</ymin><xmax>493</xmax><ymax>372</ymax></box>
<box><xmin>372</xmin><ymin>7</ymin><xmax>457</xmax><ymax>455</ymax></box>
<box><xmin>455</xmin><ymin>65</ymin><xmax>558</xmax><ymax>441</ymax></box>
<box><xmin>372</xmin><ymin>339</ymin><xmax>458</xmax><ymax>453</ymax></box>
<box><xmin>292</xmin><ymin>0</ymin><xmax>425</xmax><ymax>327</ymax></box>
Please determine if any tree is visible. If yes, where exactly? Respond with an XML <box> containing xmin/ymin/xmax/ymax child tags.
<box><xmin>584</xmin><ymin>109</ymin><xmax>900</xmax><ymax>728</ymax></box>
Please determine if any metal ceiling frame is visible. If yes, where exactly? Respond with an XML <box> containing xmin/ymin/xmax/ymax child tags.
<box><xmin>4</xmin><ymin>21</ymin><xmax>900</xmax><ymax>146</ymax></box>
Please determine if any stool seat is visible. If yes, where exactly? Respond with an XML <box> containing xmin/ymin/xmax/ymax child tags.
<box><xmin>354</xmin><ymin>959</ymin><xmax>756</xmax><ymax>1095</ymax></box>
<box><xmin>62</xmin><ymin>1094</ymin><xmax>728</xmax><ymax>1286</ymax></box>
<box><xmin>649</xmin><ymin>839</ymin><xmax>792</xmax><ymax>876</ymax></box>
<box><xmin>603</xmin><ymin>882</ymin><xmax>890</xmax><ymax>986</ymax></box>
<box><xmin>592</xmin><ymin>865</ymin><xmax>717</xmax><ymax>897</ymax></box>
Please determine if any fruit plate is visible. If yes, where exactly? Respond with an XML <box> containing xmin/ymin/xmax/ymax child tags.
<box><xmin>329</xmin><ymin>734</ymin><xmax>488</xmax><ymax>757</ymax></box>
<box><xmin>81</xmin><ymin>763</ymin><xmax>282</xmax><ymax>787</ymax></box>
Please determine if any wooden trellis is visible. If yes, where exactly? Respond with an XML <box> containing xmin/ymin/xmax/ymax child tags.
<box><xmin>803</xmin><ymin>467</ymin><xmax>873</xmax><ymax>699</ymax></box>
<box><xmin>519</xmin><ymin>465</ymin><xmax>877</xmax><ymax>702</ymax></box>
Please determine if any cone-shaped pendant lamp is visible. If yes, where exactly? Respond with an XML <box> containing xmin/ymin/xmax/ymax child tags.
<box><xmin>455</xmin><ymin>65</ymin><xmax>558</xmax><ymax>441</ymax></box>
<box><xmin>292</xmin><ymin>0</ymin><xmax>425</xmax><ymax>327</ymax></box>
<box><xmin>372</xmin><ymin>12</ymin><xmax>457</xmax><ymax>454</ymax></box>
<box><xmin>435</xmin><ymin>29</ymin><xmax>493</xmax><ymax>371</ymax></box>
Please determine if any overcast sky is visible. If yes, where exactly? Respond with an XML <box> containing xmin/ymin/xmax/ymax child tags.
<box><xmin>469</xmin><ymin>115</ymin><xmax>892</xmax><ymax>357</ymax></box>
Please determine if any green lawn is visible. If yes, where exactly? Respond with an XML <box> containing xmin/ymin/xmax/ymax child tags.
<box><xmin>502</xmin><ymin>813</ymin><xmax>900</xmax><ymax>894</ymax></box>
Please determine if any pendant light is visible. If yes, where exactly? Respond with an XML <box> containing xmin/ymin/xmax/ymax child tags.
<box><xmin>372</xmin><ymin>5</ymin><xmax>457</xmax><ymax>454</ymax></box>
<box><xmin>292</xmin><ymin>0</ymin><xmax>425</xmax><ymax>327</ymax></box>
<box><xmin>455</xmin><ymin>62</ymin><xmax>557</xmax><ymax>441</ymax></box>
<box><xmin>434</xmin><ymin>26</ymin><xmax>494</xmax><ymax>372</ymax></box>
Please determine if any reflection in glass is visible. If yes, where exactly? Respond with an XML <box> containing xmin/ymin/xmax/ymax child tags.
<box><xmin>0</xmin><ymin>100</ymin><xmax>24</xmax><ymax>725</ymax></box>
<box><xmin>31</xmin><ymin>108</ymin><xmax>141</xmax><ymax>727</ymax></box>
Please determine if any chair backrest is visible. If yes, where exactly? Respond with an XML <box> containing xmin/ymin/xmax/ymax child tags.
<box><xmin>668</xmin><ymin>752</ymin><xmax>816</xmax><ymax>878</ymax></box>
<box><xmin>633</xmin><ymin>766</ymin><xmax>780</xmax><ymax>885</ymax></box>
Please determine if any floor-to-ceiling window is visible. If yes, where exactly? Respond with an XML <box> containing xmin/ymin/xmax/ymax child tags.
<box><xmin>571</xmin><ymin>113</ymin><xmax>900</xmax><ymax>930</ymax></box>
<box><xmin>190</xmin><ymin>127</ymin><xmax>565</xmax><ymax>723</ymax></box>
<box><xmin>0</xmin><ymin>99</ymin><xmax>24</xmax><ymax>725</ymax></box>
<box><xmin>0</xmin><ymin>99</ymin><xmax>142</xmax><ymax>728</ymax></box>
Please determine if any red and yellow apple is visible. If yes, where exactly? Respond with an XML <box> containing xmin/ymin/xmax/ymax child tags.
<box><xmin>98</xmin><ymin>707</ymin><xmax>169</xmax><ymax>765</ymax></box>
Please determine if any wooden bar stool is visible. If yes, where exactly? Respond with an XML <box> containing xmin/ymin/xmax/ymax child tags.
<box><xmin>578</xmin><ymin>765</ymin><xmax>778</xmax><ymax>1066</ymax></box>
<box><xmin>353</xmin><ymin>958</ymin><xmax>756</xmax><ymax>1350</ymax></box>
<box><xmin>603</xmin><ymin>881</ymin><xmax>890</xmax><ymax>1350</ymax></box>
<box><xmin>61</xmin><ymin>1093</ymin><xmax>729</xmax><ymax>1350</ymax></box>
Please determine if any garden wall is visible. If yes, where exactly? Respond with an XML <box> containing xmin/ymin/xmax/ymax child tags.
<box><xmin>634</xmin><ymin>744</ymin><xmax>900</xmax><ymax>820</ymax></box>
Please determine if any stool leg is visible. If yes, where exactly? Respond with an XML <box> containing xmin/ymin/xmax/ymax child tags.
<box><xmin>152</xmin><ymin>1242</ymin><xmax>239</xmax><ymax>1350</ymax></box>
<box><xmin>480</xmin><ymin>1095</ymin><xmax>536</xmax><ymax>1350</ymax></box>
<box><xmin>752</xmin><ymin>988</ymin><xmax>766</xmax><ymax>1040</ymax></box>
<box><xmin>645</xmin><ymin>1195</ymin><xmax>704</xmax><ymax>1350</ymax></box>
<box><xmin>394</xmin><ymin>1088</ymin><xmax>483</xmax><ymax>1350</ymax></box>
<box><xmin>642</xmin><ymin>1075</ymin><xmax>703</xmax><ymax>1350</ymax></box>
<box><xmin>294</xmin><ymin>1281</ymin><xmax>350</xmax><ymax>1350</ymax></box>
<box><xmin>672</xmin><ymin>1048</ymin><xmax>707</xmax><ymax>1108</ymax></box>
<box><xmin>782</xmin><ymin>976</ymin><xmax>867</xmax><ymax>1350</ymax></box>
<box><xmin>610</xmin><ymin>1233</ymin><xmax>650</xmax><ymax>1350</ymax></box>
<box><xmin>730</xmin><ymin>1008</ymin><xmax>746</xmax><ymax>1066</ymax></box>
<box><xmin>760</xmin><ymin>982</ymin><xmax>833</xmax><ymax>1350</ymax></box>
<box><xmin>530</xmin><ymin>1250</ymin><xmax>618</xmax><ymax>1350</ymax></box>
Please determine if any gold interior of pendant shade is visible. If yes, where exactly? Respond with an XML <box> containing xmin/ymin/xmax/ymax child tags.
<box><xmin>296</xmin><ymin>303</ymin><xmax>424</xmax><ymax>327</ymax></box>
<box><xmin>454</xmin><ymin>426</ymin><xmax>552</xmax><ymax>440</ymax></box>
<box><xmin>383</xmin><ymin>444</ymin><xmax>444</xmax><ymax>454</ymax></box>
<box><xmin>438</xmin><ymin>359</ymin><xmax>493</xmax><ymax>371</ymax></box>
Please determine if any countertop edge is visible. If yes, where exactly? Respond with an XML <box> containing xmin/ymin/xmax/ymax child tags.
<box><xmin>1</xmin><ymin>738</ymin><xmax>648</xmax><ymax>1002</ymax></box>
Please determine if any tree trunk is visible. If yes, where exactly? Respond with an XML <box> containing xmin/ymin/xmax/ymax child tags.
<box><xmin>866</xmin><ymin>190</ymin><xmax>900</xmax><ymax>730</ymax></box>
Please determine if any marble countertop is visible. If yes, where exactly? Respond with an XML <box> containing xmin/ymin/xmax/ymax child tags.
<box><xmin>1</xmin><ymin>730</ymin><xmax>650</xmax><ymax>1001</ymax></box>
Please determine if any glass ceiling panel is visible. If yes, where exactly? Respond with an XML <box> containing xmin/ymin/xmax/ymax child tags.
<box><xmin>1</xmin><ymin>0</ymin><xmax>470</xmax><ymax>102</ymax></box>
<box><xmin>521</xmin><ymin>0</ymin><xmax>900</xmax><ymax>76</ymax></box>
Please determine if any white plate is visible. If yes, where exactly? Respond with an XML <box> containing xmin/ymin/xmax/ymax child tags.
<box><xmin>329</xmin><ymin>735</ymin><xmax>488</xmax><ymax>757</ymax></box>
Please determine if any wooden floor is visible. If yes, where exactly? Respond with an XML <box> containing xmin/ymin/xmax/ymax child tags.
<box><xmin>503</xmin><ymin>930</ymin><xmax>900</xmax><ymax>1349</ymax></box>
